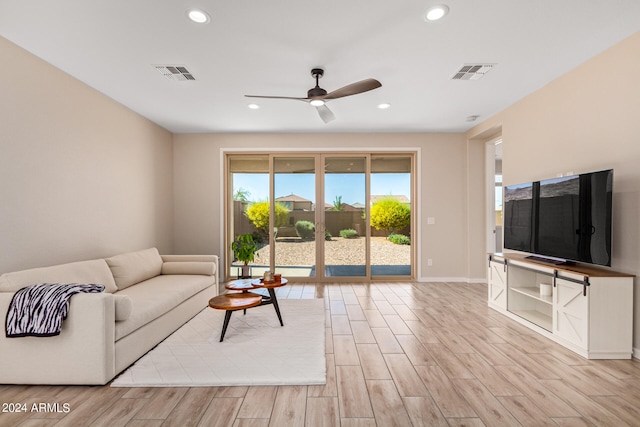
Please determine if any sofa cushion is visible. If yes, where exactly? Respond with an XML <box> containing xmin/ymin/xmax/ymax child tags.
<box><xmin>0</xmin><ymin>259</ymin><xmax>118</xmax><ymax>294</ymax></box>
<box><xmin>113</xmin><ymin>275</ymin><xmax>214</xmax><ymax>340</ymax></box>
<box><xmin>106</xmin><ymin>248</ymin><xmax>163</xmax><ymax>290</ymax></box>
<box><xmin>161</xmin><ymin>262</ymin><xmax>216</xmax><ymax>276</ymax></box>
<box><xmin>113</xmin><ymin>295</ymin><xmax>133</xmax><ymax>321</ymax></box>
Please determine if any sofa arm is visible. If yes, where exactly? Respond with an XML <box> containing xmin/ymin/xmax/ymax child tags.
<box><xmin>0</xmin><ymin>292</ymin><xmax>116</xmax><ymax>385</ymax></box>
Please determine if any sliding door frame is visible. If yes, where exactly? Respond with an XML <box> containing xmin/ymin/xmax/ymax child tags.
<box><xmin>223</xmin><ymin>147</ymin><xmax>419</xmax><ymax>283</ymax></box>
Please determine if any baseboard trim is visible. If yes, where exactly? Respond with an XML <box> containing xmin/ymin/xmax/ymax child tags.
<box><xmin>633</xmin><ymin>347</ymin><xmax>640</xmax><ymax>359</ymax></box>
<box><xmin>417</xmin><ymin>277</ymin><xmax>487</xmax><ymax>284</ymax></box>
<box><xmin>417</xmin><ymin>277</ymin><xmax>486</xmax><ymax>283</ymax></box>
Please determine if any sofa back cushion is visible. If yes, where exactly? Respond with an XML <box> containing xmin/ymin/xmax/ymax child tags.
<box><xmin>0</xmin><ymin>259</ymin><xmax>118</xmax><ymax>293</ymax></box>
<box><xmin>106</xmin><ymin>248</ymin><xmax>163</xmax><ymax>290</ymax></box>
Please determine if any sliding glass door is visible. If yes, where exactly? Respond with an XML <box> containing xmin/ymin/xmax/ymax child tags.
<box><xmin>227</xmin><ymin>152</ymin><xmax>414</xmax><ymax>281</ymax></box>
<box><xmin>273</xmin><ymin>156</ymin><xmax>317</xmax><ymax>278</ymax></box>
<box><xmin>371</xmin><ymin>155</ymin><xmax>413</xmax><ymax>277</ymax></box>
<box><xmin>322</xmin><ymin>156</ymin><xmax>367</xmax><ymax>278</ymax></box>
<box><xmin>228</xmin><ymin>155</ymin><xmax>270</xmax><ymax>279</ymax></box>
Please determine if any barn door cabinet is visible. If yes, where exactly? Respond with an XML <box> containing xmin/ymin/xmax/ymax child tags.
<box><xmin>487</xmin><ymin>257</ymin><xmax>507</xmax><ymax>310</ymax></box>
<box><xmin>488</xmin><ymin>253</ymin><xmax>634</xmax><ymax>359</ymax></box>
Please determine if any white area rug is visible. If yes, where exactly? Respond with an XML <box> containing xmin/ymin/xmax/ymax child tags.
<box><xmin>111</xmin><ymin>298</ymin><xmax>326</xmax><ymax>387</ymax></box>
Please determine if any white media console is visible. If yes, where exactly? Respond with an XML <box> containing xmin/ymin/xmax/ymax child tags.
<box><xmin>488</xmin><ymin>253</ymin><xmax>634</xmax><ymax>359</ymax></box>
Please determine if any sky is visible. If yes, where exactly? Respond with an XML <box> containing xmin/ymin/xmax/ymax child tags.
<box><xmin>233</xmin><ymin>173</ymin><xmax>411</xmax><ymax>206</ymax></box>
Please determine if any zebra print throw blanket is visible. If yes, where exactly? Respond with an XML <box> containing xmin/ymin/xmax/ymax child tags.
<box><xmin>5</xmin><ymin>283</ymin><xmax>104</xmax><ymax>338</ymax></box>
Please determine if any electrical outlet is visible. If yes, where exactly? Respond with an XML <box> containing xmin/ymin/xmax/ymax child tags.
<box><xmin>427</xmin><ymin>217</ymin><xmax>435</xmax><ymax>225</ymax></box>
<box><xmin>428</xmin><ymin>259</ymin><xmax>433</xmax><ymax>266</ymax></box>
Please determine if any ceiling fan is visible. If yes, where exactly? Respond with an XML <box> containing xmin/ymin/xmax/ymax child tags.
<box><xmin>245</xmin><ymin>68</ymin><xmax>382</xmax><ymax>123</ymax></box>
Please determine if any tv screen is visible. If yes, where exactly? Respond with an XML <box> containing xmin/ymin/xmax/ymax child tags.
<box><xmin>536</xmin><ymin>175</ymin><xmax>580</xmax><ymax>261</ymax></box>
<box><xmin>503</xmin><ymin>169</ymin><xmax>613</xmax><ymax>267</ymax></box>
<box><xmin>503</xmin><ymin>182</ymin><xmax>535</xmax><ymax>253</ymax></box>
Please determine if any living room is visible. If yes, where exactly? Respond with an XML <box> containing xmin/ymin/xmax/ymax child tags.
<box><xmin>2</xmin><ymin>1</ymin><xmax>640</xmax><ymax>425</ymax></box>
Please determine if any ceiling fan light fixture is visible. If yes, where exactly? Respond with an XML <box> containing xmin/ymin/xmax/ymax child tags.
<box><xmin>248</xmin><ymin>103</ymin><xmax>260</xmax><ymax>109</ymax></box>
<box><xmin>425</xmin><ymin>5</ymin><xmax>449</xmax><ymax>21</ymax></box>
<box><xmin>244</xmin><ymin>68</ymin><xmax>381</xmax><ymax>124</ymax></box>
<box><xmin>377</xmin><ymin>103</ymin><xmax>391</xmax><ymax>109</ymax></box>
<box><xmin>186</xmin><ymin>9</ymin><xmax>210</xmax><ymax>24</ymax></box>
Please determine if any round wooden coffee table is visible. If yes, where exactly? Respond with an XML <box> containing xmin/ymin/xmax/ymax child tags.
<box><xmin>208</xmin><ymin>292</ymin><xmax>262</xmax><ymax>342</ymax></box>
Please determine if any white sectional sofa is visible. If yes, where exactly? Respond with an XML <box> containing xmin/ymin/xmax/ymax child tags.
<box><xmin>0</xmin><ymin>248</ymin><xmax>218</xmax><ymax>385</ymax></box>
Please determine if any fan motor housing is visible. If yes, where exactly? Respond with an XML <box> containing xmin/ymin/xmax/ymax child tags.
<box><xmin>308</xmin><ymin>87</ymin><xmax>327</xmax><ymax>98</ymax></box>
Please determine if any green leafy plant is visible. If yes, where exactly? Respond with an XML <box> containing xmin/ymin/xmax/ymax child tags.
<box><xmin>231</xmin><ymin>233</ymin><xmax>259</xmax><ymax>265</ymax></box>
<box><xmin>295</xmin><ymin>220</ymin><xmax>315</xmax><ymax>240</ymax></box>
<box><xmin>332</xmin><ymin>195</ymin><xmax>344</xmax><ymax>211</ymax></box>
<box><xmin>370</xmin><ymin>198</ymin><xmax>410</xmax><ymax>235</ymax></box>
<box><xmin>233</xmin><ymin>187</ymin><xmax>251</xmax><ymax>202</ymax></box>
<box><xmin>387</xmin><ymin>233</ymin><xmax>411</xmax><ymax>245</ymax></box>
<box><xmin>324</xmin><ymin>230</ymin><xmax>332</xmax><ymax>241</ymax></box>
<box><xmin>339</xmin><ymin>229</ymin><xmax>358</xmax><ymax>239</ymax></box>
<box><xmin>245</xmin><ymin>201</ymin><xmax>289</xmax><ymax>235</ymax></box>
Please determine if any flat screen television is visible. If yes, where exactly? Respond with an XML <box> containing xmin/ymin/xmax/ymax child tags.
<box><xmin>503</xmin><ymin>169</ymin><xmax>613</xmax><ymax>266</ymax></box>
<box><xmin>503</xmin><ymin>182</ymin><xmax>535</xmax><ymax>253</ymax></box>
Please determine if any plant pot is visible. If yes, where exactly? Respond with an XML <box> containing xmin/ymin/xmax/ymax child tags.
<box><xmin>240</xmin><ymin>264</ymin><xmax>251</xmax><ymax>279</ymax></box>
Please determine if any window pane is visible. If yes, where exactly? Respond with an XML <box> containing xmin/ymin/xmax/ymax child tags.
<box><xmin>229</xmin><ymin>155</ymin><xmax>269</xmax><ymax>278</ymax></box>
<box><xmin>371</xmin><ymin>156</ymin><xmax>412</xmax><ymax>276</ymax></box>
<box><xmin>324</xmin><ymin>157</ymin><xmax>366</xmax><ymax>277</ymax></box>
<box><xmin>273</xmin><ymin>157</ymin><xmax>316</xmax><ymax>278</ymax></box>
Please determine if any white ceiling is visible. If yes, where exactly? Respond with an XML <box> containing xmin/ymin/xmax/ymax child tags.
<box><xmin>2</xmin><ymin>0</ymin><xmax>639</xmax><ymax>134</ymax></box>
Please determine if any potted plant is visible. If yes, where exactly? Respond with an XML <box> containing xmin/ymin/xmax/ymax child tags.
<box><xmin>231</xmin><ymin>233</ymin><xmax>259</xmax><ymax>278</ymax></box>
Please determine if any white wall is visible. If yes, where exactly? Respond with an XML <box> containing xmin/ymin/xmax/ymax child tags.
<box><xmin>0</xmin><ymin>36</ymin><xmax>174</xmax><ymax>273</ymax></box>
<box><xmin>172</xmin><ymin>133</ymin><xmax>471</xmax><ymax>281</ymax></box>
<box><xmin>467</xmin><ymin>32</ymin><xmax>640</xmax><ymax>349</ymax></box>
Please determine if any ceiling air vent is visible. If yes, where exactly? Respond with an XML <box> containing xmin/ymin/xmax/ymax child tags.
<box><xmin>451</xmin><ymin>64</ymin><xmax>495</xmax><ymax>80</ymax></box>
<box><xmin>154</xmin><ymin>65</ymin><xmax>196</xmax><ymax>81</ymax></box>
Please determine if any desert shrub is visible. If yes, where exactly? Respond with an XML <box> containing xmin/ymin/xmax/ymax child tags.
<box><xmin>388</xmin><ymin>233</ymin><xmax>411</xmax><ymax>245</ymax></box>
<box><xmin>339</xmin><ymin>229</ymin><xmax>358</xmax><ymax>239</ymax></box>
<box><xmin>245</xmin><ymin>201</ymin><xmax>289</xmax><ymax>235</ymax></box>
<box><xmin>295</xmin><ymin>220</ymin><xmax>315</xmax><ymax>239</ymax></box>
<box><xmin>251</xmin><ymin>231</ymin><xmax>264</xmax><ymax>244</ymax></box>
<box><xmin>370</xmin><ymin>198</ymin><xmax>410</xmax><ymax>235</ymax></box>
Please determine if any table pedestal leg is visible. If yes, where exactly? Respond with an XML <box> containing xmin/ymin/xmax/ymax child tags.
<box><xmin>220</xmin><ymin>310</ymin><xmax>233</xmax><ymax>342</ymax></box>
<box><xmin>268</xmin><ymin>288</ymin><xmax>284</xmax><ymax>326</ymax></box>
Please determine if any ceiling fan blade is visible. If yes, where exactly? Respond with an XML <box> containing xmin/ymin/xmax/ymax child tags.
<box><xmin>244</xmin><ymin>95</ymin><xmax>309</xmax><ymax>101</ymax></box>
<box><xmin>323</xmin><ymin>78</ymin><xmax>382</xmax><ymax>100</ymax></box>
<box><xmin>315</xmin><ymin>104</ymin><xmax>335</xmax><ymax>123</ymax></box>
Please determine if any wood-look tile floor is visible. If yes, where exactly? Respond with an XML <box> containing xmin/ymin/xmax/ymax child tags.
<box><xmin>2</xmin><ymin>282</ymin><xmax>640</xmax><ymax>427</ymax></box>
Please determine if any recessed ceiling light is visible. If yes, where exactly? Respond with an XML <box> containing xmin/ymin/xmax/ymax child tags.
<box><xmin>425</xmin><ymin>5</ymin><xmax>449</xmax><ymax>21</ymax></box>
<box><xmin>248</xmin><ymin>103</ymin><xmax>260</xmax><ymax>110</ymax></box>
<box><xmin>187</xmin><ymin>9</ymin><xmax>210</xmax><ymax>24</ymax></box>
<box><xmin>377</xmin><ymin>103</ymin><xmax>391</xmax><ymax>109</ymax></box>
